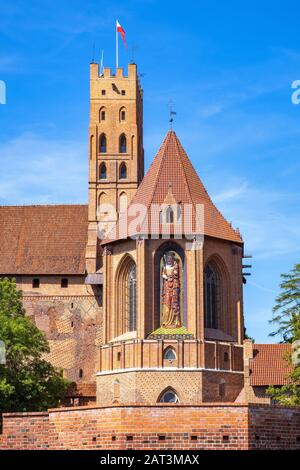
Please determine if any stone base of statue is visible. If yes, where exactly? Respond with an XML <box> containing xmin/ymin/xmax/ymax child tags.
<box><xmin>148</xmin><ymin>326</ymin><xmax>194</xmax><ymax>340</ymax></box>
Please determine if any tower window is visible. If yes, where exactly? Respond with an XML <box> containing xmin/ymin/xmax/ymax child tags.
<box><xmin>101</xmin><ymin>90</ymin><xmax>106</xmax><ymax>95</ymax></box>
<box><xmin>61</xmin><ymin>278</ymin><xmax>68</xmax><ymax>288</ymax></box>
<box><xmin>99</xmin><ymin>134</ymin><xmax>107</xmax><ymax>153</ymax></box>
<box><xmin>32</xmin><ymin>278</ymin><xmax>40</xmax><ymax>288</ymax></box>
<box><xmin>100</xmin><ymin>163</ymin><xmax>107</xmax><ymax>179</ymax></box>
<box><xmin>119</xmin><ymin>162</ymin><xmax>127</xmax><ymax>179</ymax></box>
<box><xmin>121</xmin><ymin>90</ymin><xmax>126</xmax><ymax>95</ymax></box>
<box><xmin>99</xmin><ymin>108</ymin><xmax>106</xmax><ymax>121</ymax></box>
<box><xmin>119</xmin><ymin>134</ymin><xmax>127</xmax><ymax>153</ymax></box>
<box><xmin>204</xmin><ymin>264</ymin><xmax>218</xmax><ymax>329</ymax></box>
<box><xmin>120</xmin><ymin>108</ymin><xmax>126</xmax><ymax>122</ymax></box>
<box><xmin>79</xmin><ymin>369</ymin><xmax>83</xmax><ymax>379</ymax></box>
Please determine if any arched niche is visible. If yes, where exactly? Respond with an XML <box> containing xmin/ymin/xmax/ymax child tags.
<box><xmin>154</xmin><ymin>242</ymin><xmax>186</xmax><ymax>331</ymax></box>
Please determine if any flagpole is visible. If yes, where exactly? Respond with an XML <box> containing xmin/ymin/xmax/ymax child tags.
<box><xmin>116</xmin><ymin>20</ymin><xmax>118</xmax><ymax>70</ymax></box>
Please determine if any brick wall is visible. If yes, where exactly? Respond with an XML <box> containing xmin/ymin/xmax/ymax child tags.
<box><xmin>1</xmin><ymin>404</ymin><xmax>299</xmax><ymax>450</ymax></box>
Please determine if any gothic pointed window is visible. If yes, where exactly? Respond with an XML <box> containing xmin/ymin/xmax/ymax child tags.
<box><xmin>99</xmin><ymin>133</ymin><xmax>107</xmax><ymax>153</ymax></box>
<box><xmin>119</xmin><ymin>134</ymin><xmax>127</xmax><ymax>153</ymax></box>
<box><xmin>164</xmin><ymin>347</ymin><xmax>176</xmax><ymax>361</ymax></box>
<box><xmin>158</xmin><ymin>388</ymin><xmax>179</xmax><ymax>403</ymax></box>
<box><xmin>128</xmin><ymin>264</ymin><xmax>136</xmax><ymax>332</ymax></box>
<box><xmin>204</xmin><ymin>264</ymin><xmax>218</xmax><ymax>329</ymax></box>
<box><xmin>99</xmin><ymin>163</ymin><xmax>107</xmax><ymax>179</ymax></box>
<box><xmin>119</xmin><ymin>162</ymin><xmax>127</xmax><ymax>179</ymax></box>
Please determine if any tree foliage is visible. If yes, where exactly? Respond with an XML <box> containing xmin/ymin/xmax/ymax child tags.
<box><xmin>267</xmin><ymin>263</ymin><xmax>300</xmax><ymax>405</ymax></box>
<box><xmin>269</xmin><ymin>263</ymin><xmax>300</xmax><ymax>342</ymax></box>
<box><xmin>0</xmin><ymin>278</ymin><xmax>69</xmax><ymax>412</ymax></box>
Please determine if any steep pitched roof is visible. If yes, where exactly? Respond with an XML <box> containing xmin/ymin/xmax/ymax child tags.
<box><xmin>250</xmin><ymin>344</ymin><xmax>293</xmax><ymax>386</ymax></box>
<box><xmin>103</xmin><ymin>131</ymin><xmax>242</xmax><ymax>244</ymax></box>
<box><xmin>0</xmin><ymin>205</ymin><xmax>88</xmax><ymax>275</ymax></box>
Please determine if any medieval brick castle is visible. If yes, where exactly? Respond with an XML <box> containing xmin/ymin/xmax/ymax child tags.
<box><xmin>0</xmin><ymin>62</ymin><xmax>299</xmax><ymax>450</ymax></box>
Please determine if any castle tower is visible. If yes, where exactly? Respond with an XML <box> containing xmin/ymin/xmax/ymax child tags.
<box><xmin>86</xmin><ymin>63</ymin><xmax>144</xmax><ymax>273</ymax></box>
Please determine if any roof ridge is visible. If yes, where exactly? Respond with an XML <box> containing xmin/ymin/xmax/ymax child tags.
<box><xmin>146</xmin><ymin>131</ymin><xmax>173</xmax><ymax>210</ymax></box>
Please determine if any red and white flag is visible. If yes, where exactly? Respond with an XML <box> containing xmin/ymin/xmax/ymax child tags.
<box><xmin>116</xmin><ymin>20</ymin><xmax>127</xmax><ymax>47</ymax></box>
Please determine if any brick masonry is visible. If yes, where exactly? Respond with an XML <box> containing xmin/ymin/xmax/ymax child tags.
<box><xmin>0</xmin><ymin>404</ymin><xmax>299</xmax><ymax>450</ymax></box>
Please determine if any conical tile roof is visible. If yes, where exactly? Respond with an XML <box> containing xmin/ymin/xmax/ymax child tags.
<box><xmin>102</xmin><ymin>131</ymin><xmax>242</xmax><ymax>244</ymax></box>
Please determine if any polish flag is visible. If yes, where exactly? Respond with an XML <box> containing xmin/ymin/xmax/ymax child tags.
<box><xmin>116</xmin><ymin>20</ymin><xmax>127</xmax><ymax>47</ymax></box>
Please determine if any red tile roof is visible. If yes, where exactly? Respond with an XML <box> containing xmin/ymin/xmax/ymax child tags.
<box><xmin>103</xmin><ymin>131</ymin><xmax>242</xmax><ymax>244</ymax></box>
<box><xmin>0</xmin><ymin>205</ymin><xmax>88</xmax><ymax>275</ymax></box>
<box><xmin>250</xmin><ymin>343</ymin><xmax>293</xmax><ymax>386</ymax></box>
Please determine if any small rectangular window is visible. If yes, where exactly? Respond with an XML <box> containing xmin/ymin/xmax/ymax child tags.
<box><xmin>61</xmin><ymin>278</ymin><xmax>68</xmax><ymax>288</ymax></box>
<box><xmin>32</xmin><ymin>278</ymin><xmax>40</xmax><ymax>288</ymax></box>
<box><xmin>101</xmin><ymin>90</ymin><xmax>106</xmax><ymax>95</ymax></box>
<box><xmin>121</xmin><ymin>90</ymin><xmax>126</xmax><ymax>95</ymax></box>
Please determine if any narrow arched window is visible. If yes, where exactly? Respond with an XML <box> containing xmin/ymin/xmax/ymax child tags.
<box><xmin>119</xmin><ymin>134</ymin><xmax>127</xmax><ymax>153</ymax></box>
<box><xmin>120</xmin><ymin>107</ymin><xmax>126</xmax><ymax>121</ymax></box>
<box><xmin>119</xmin><ymin>162</ymin><xmax>127</xmax><ymax>179</ymax></box>
<box><xmin>99</xmin><ymin>107</ymin><xmax>106</xmax><ymax>122</ymax></box>
<box><xmin>166</xmin><ymin>206</ymin><xmax>174</xmax><ymax>223</ymax></box>
<box><xmin>204</xmin><ymin>264</ymin><xmax>218</xmax><ymax>329</ymax></box>
<box><xmin>99</xmin><ymin>163</ymin><xmax>107</xmax><ymax>179</ymax></box>
<box><xmin>158</xmin><ymin>388</ymin><xmax>179</xmax><ymax>403</ymax></box>
<box><xmin>128</xmin><ymin>264</ymin><xmax>136</xmax><ymax>331</ymax></box>
<box><xmin>99</xmin><ymin>133</ymin><xmax>107</xmax><ymax>153</ymax></box>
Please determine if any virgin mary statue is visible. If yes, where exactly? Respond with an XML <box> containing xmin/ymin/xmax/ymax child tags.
<box><xmin>161</xmin><ymin>252</ymin><xmax>181</xmax><ymax>327</ymax></box>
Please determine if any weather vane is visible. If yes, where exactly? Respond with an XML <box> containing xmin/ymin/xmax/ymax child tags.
<box><xmin>168</xmin><ymin>100</ymin><xmax>177</xmax><ymax>129</ymax></box>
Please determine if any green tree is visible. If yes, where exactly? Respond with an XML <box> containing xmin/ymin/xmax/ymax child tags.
<box><xmin>269</xmin><ymin>263</ymin><xmax>300</xmax><ymax>342</ymax></box>
<box><xmin>267</xmin><ymin>263</ymin><xmax>300</xmax><ymax>405</ymax></box>
<box><xmin>0</xmin><ymin>277</ymin><xmax>69</xmax><ymax>412</ymax></box>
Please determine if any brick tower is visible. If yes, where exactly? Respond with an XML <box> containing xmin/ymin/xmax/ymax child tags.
<box><xmin>85</xmin><ymin>63</ymin><xmax>144</xmax><ymax>273</ymax></box>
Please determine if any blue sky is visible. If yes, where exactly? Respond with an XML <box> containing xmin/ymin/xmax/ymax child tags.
<box><xmin>1</xmin><ymin>0</ymin><xmax>300</xmax><ymax>342</ymax></box>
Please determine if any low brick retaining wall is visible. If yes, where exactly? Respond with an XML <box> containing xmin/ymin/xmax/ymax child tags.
<box><xmin>0</xmin><ymin>403</ymin><xmax>299</xmax><ymax>450</ymax></box>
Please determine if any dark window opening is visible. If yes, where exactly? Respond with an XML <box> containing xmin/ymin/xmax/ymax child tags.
<box><xmin>121</xmin><ymin>110</ymin><xmax>126</xmax><ymax>121</ymax></box>
<box><xmin>101</xmin><ymin>90</ymin><xmax>106</xmax><ymax>95</ymax></box>
<box><xmin>32</xmin><ymin>278</ymin><xmax>40</xmax><ymax>288</ymax></box>
<box><xmin>79</xmin><ymin>369</ymin><xmax>83</xmax><ymax>378</ymax></box>
<box><xmin>99</xmin><ymin>134</ymin><xmax>107</xmax><ymax>153</ymax></box>
<box><xmin>61</xmin><ymin>278</ymin><xmax>68</xmax><ymax>288</ymax></box>
<box><xmin>121</xmin><ymin>90</ymin><xmax>126</xmax><ymax>95</ymax></box>
<box><xmin>100</xmin><ymin>110</ymin><xmax>105</xmax><ymax>121</ymax></box>
<box><xmin>224</xmin><ymin>352</ymin><xmax>229</xmax><ymax>362</ymax></box>
<box><xmin>119</xmin><ymin>163</ymin><xmax>127</xmax><ymax>179</ymax></box>
<box><xmin>119</xmin><ymin>134</ymin><xmax>127</xmax><ymax>153</ymax></box>
<box><xmin>100</xmin><ymin>163</ymin><xmax>107</xmax><ymax>179</ymax></box>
